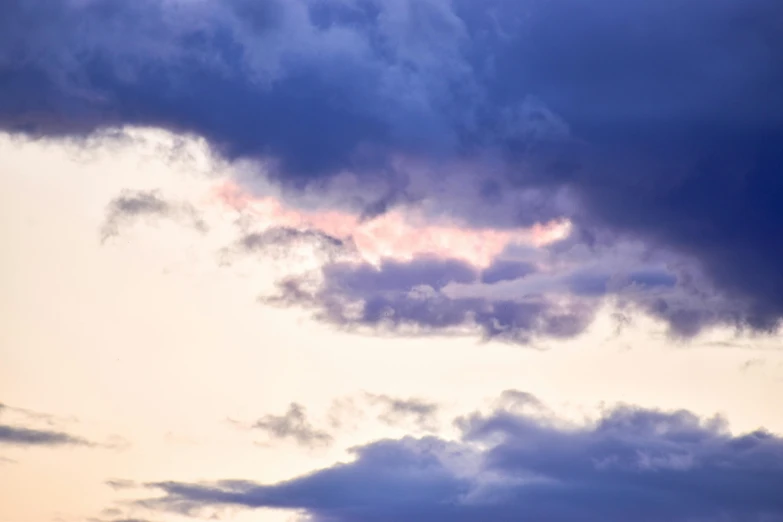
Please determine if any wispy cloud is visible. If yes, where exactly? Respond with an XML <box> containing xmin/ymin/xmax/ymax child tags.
<box><xmin>0</xmin><ymin>424</ymin><xmax>93</xmax><ymax>447</ymax></box>
<box><xmin>0</xmin><ymin>402</ymin><xmax>118</xmax><ymax>449</ymax></box>
<box><xmin>246</xmin><ymin>403</ymin><xmax>333</xmax><ymax>449</ymax></box>
<box><xmin>364</xmin><ymin>393</ymin><xmax>440</xmax><ymax>431</ymax></box>
<box><xmin>100</xmin><ymin>189</ymin><xmax>206</xmax><ymax>243</ymax></box>
<box><xmin>105</xmin><ymin>479</ymin><xmax>139</xmax><ymax>491</ymax></box>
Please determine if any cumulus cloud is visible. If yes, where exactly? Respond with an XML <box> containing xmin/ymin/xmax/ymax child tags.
<box><xmin>3</xmin><ymin>0</ymin><xmax>783</xmax><ymax>335</ymax></box>
<box><xmin>138</xmin><ymin>394</ymin><xmax>783</xmax><ymax>522</ymax></box>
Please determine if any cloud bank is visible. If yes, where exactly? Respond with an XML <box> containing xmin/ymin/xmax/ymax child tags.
<box><xmin>3</xmin><ymin>0</ymin><xmax>783</xmax><ymax>336</ymax></box>
<box><xmin>139</xmin><ymin>394</ymin><xmax>783</xmax><ymax>522</ymax></box>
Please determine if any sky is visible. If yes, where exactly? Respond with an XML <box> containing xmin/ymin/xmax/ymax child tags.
<box><xmin>1</xmin><ymin>1</ymin><xmax>783</xmax><ymax>522</ymax></box>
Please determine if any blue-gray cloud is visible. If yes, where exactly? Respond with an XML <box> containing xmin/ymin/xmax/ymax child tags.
<box><xmin>101</xmin><ymin>189</ymin><xmax>207</xmax><ymax>242</ymax></box>
<box><xmin>480</xmin><ymin>260</ymin><xmax>537</xmax><ymax>285</ymax></box>
<box><xmin>0</xmin><ymin>424</ymin><xmax>92</xmax><ymax>447</ymax></box>
<box><xmin>3</xmin><ymin>0</ymin><xmax>783</xmax><ymax>335</ymax></box>
<box><xmin>262</xmin><ymin>256</ymin><xmax>595</xmax><ymax>344</ymax></box>
<box><xmin>365</xmin><ymin>393</ymin><xmax>440</xmax><ymax>431</ymax></box>
<box><xmin>0</xmin><ymin>402</ymin><xmax>115</xmax><ymax>449</ymax></box>
<box><xmin>139</xmin><ymin>395</ymin><xmax>783</xmax><ymax>521</ymax></box>
<box><xmin>250</xmin><ymin>403</ymin><xmax>333</xmax><ymax>448</ymax></box>
<box><xmin>258</xmin><ymin>251</ymin><xmax>707</xmax><ymax>341</ymax></box>
<box><xmin>231</xmin><ymin>226</ymin><xmax>353</xmax><ymax>263</ymax></box>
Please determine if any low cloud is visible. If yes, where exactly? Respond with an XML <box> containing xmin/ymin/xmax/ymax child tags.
<box><xmin>262</xmin><ymin>256</ymin><xmax>595</xmax><ymax>344</ymax></box>
<box><xmin>138</xmin><ymin>394</ymin><xmax>783</xmax><ymax>522</ymax></box>
<box><xmin>98</xmin><ymin>184</ymin><xmax>752</xmax><ymax>343</ymax></box>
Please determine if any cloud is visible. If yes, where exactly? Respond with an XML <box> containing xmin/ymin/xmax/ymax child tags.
<box><xmin>0</xmin><ymin>401</ymin><xmax>74</xmax><ymax>426</ymax></box>
<box><xmin>493</xmin><ymin>389</ymin><xmax>548</xmax><ymax>414</ymax></box>
<box><xmin>480</xmin><ymin>260</ymin><xmax>537</xmax><ymax>285</ymax></box>
<box><xmin>226</xmin><ymin>226</ymin><xmax>354</xmax><ymax>266</ymax></box>
<box><xmin>741</xmin><ymin>358</ymin><xmax>766</xmax><ymax>372</ymax></box>
<box><xmin>100</xmin><ymin>189</ymin><xmax>206</xmax><ymax>243</ymax></box>
<box><xmin>261</xmin><ymin>255</ymin><xmax>595</xmax><ymax>344</ymax></box>
<box><xmin>139</xmin><ymin>394</ymin><xmax>783</xmax><ymax>522</ymax></box>
<box><xmin>3</xmin><ymin>0</ymin><xmax>783</xmax><ymax>335</ymax></box>
<box><xmin>0</xmin><ymin>402</ymin><xmax>117</xmax><ymax>449</ymax></box>
<box><xmin>257</xmin><ymin>248</ymin><xmax>698</xmax><ymax>342</ymax></box>
<box><xmin>105</xmin><ymin>479</ymin><xmax>139</xmax><ymax>491</ymax></box>
<box><xmin>250</xmin><ymin>403</ymin><xmax>333</xmax><ymax>448</ymax></box>
<box><xmin>236</xmin><ymin>393</ymin><xmax>439</xmax><ymax>444</ymax></box>
<box><xmin>0</xmin><ymin>424</ymin><xmax>93</xmax><ymax>447</ymax></box>
<box><xmin>365</xmin><ymin>393</ymin><xmax>440</xmax><ymax>431</ymax></box>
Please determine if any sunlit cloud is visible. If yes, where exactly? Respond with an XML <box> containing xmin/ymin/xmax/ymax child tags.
<box><xmin>211</xmin><ymin>181</ymin><xmax>571</xmax><ymax>268</ymax></box>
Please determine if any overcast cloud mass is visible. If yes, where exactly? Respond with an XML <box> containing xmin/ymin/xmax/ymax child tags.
<box><xmin>2</xmin><ymin>1</ymin><xmax>783</xmax><ymax>521</ymax></box>
<box><xmin>3</xmin><ymin>0</ymin><xmax>783</xmax><ymax>337</ymax></box>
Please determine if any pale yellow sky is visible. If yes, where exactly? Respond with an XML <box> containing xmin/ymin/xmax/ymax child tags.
<box><xmin>1</xmin><ymin>131</ymin><xmax>782</xmax><ymax>522</ymax></box>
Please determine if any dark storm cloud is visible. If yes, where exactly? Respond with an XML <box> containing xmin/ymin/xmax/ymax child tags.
<box><xmin>261</xmin><ymin>256</ymin><xmax>594</xmax><ymax>344</ymax></box>
<box><xmin>101</xmin><ymin>189</ymin><xmax>206</xmax><ymax>242</ymax></box>
<box><xmin>250</xmin><ymin>403</ymin><xmax>333</xmax><ymax>448</ymax></box>
<box><xmin>3</xmin><ymin>0</ymin><xmax>783</xmax><ymax>335</ymax></box>
<box><xmin>140</xmin><ymin>396</ymin><xmax>783</xmax><ymax>522</ymax></box>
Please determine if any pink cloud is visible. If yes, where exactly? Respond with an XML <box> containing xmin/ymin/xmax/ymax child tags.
<box><xmin>210</xmin><ymin>181</ymin><xmax>570</xmax><ymax>267</ymax></box>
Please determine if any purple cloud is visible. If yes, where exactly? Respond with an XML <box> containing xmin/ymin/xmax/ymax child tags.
<box><xmin>139</xmin><ymin>394</ymin><xmax>783</xmax><ymax>521</ymax></box>
<box><xmin>3</xmin><ymin>0</ymin><xmax>783</xmax><ymax>335</ymax></box>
